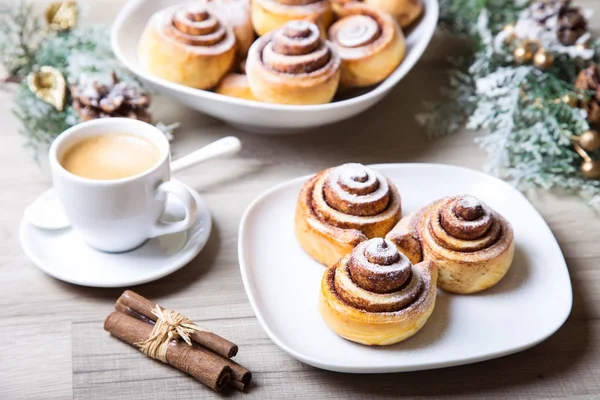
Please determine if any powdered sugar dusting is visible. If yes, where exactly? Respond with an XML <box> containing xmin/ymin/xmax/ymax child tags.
<box><xmin>457</xmin><ymin>195</ymin><xmax>481</xmax><ymax>210</ymax></box>
<box><xmin>326</xmin><ymin>163</ymin><xmax>390</xmax><ymax>206</ymax></box>
<box><xmin>352</xmin><ymin>240</ymin><xmax>411</xmax><ymax>281</ymax></box>
<box><xmin>333</xmin><ymin>240</ymin><xmax>425</xmax><ymax>312</ymax></box>
<box><xmin>335</xmin><ymin>15</ymin><xmax>379</xmax><ymax>49</ymax></box>
<box><xmin>201</xmin><ymin>0</ymin><xmax>250</xmax><ymax>27</ymax></box>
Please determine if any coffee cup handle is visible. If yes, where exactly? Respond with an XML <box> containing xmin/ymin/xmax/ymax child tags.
<box><xmin>149</xmin><ymin>181</ymin><xmax>198</xmax><ymax>237</ymax></box>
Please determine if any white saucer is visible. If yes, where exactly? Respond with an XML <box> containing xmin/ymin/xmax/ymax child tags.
<box><xmin>238</xmin><ymin>164</ymin><xmax>572</xmax><ymax>373</ymax></box>
<box><xmin>20</xmin><ymin>181</ymin><xmax>211</xmax><ymax>287</ymax></box>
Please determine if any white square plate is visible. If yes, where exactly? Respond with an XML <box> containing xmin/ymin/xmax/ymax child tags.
<box><xmin>238</xmin><ymin>164</ymin><xmax>572</xmax><ymax>373</ymax></box>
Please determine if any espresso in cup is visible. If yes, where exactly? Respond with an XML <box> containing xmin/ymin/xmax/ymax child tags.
<box><xmin>60</xmin><ymin>133</ymin><xmax>161</xmax><ymax>180</ymax></box>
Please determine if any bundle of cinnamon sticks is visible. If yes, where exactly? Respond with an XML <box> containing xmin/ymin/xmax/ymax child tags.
<box><xmin>104</xmin><ymin>290</ymin><xmax>251</xmax><ymax>392</ymax></box>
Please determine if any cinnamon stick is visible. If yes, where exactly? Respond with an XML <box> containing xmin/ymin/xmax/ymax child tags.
<box><xmin>115</xmin><ymin>297</ymin><xmax>252</xmax><ymax>391</ymax></box>
<box><xmin>104</xmin><ymin>311</ymin><xmax>231</xmax><ymax>392</ymax></box>
<box><xmin>193</xmin><ymin>344</ymin><xmax>252</xmax><ymax>390</ymax></box>
<box><xmin>115</xmin><ymin>290</ymin><xmax>238</xmax><ymax>359</ymax></box>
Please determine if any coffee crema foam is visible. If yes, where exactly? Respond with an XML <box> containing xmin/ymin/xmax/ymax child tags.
<box><xmin>60</xmin><ymin>133</ymin><xmax>161</xmax><ymax>180</ymax></box>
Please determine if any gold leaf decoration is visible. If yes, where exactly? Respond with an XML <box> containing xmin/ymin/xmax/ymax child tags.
<box><xmin>45</xmin><ymin>2</ymin><xmax>78</xmax><ymax>32</ymax></box>
<box><xmin>27</xmin><ymin>66</ymin><xmax>67</xmax><ymax>111</ymax></box>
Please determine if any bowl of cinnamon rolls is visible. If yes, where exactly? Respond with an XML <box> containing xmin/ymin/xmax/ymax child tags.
<box><xmin>111</xmin><ymin>0</ymin><xmax>438</xmax><ymax>133</ymax></box>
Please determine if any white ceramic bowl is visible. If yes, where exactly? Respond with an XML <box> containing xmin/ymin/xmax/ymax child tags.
<box><xmin>111</xmin><ymin>0</ymin><xmax>439</xmax><ymax>133</ymax></box>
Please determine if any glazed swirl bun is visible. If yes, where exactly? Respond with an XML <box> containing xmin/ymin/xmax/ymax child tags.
<box><xmin>246</xmin><ymin>20</ymin><xmax>341</xmax><ymax>104</ymax></box>
<box><xmin>386</xmin><ymin>195</ymin><xmax>515</xmax><ymax>294</ymax></box>
<box><xmin>319</xmin><ymin>238</ymin><xmax>438</xmax><ymax>345</ymax></box>
<box><xmin>138</xmin><ymin>3</ymin><xmax>236</xmax><ymax>89</ymax></box>
<box><xmin>251</xmin><ymin>0</ymin><xmax>334</xmax><ymax>37</ymax></box>
<box><xmin>295</xmin><ymin>163</ymin><xmax>402</xmax><ymax>267</ymax></box>
<box><xmin>329</xmin><ymin>3</ymin><xmax>405</xmax><ymax>87</ymax></box>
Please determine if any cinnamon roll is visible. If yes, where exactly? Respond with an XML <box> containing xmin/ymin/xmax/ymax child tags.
<box><xmin>329</xmin><ymin>3</ymin><xmax>405</xmax><ymax>87</ymax></box>
<box><xmin>337</xmin><ymin>0</ymin><xmax>424</xmax><ymax>29</ymax></box>
<box><xmin>216</xmin><ymin>73</ymin><xmax>257</xmax><ymax>100</ymax></box>
<box><xmin>251</xmin><ymin>0</ymin><xmax>334</xmax><ymax>37</ymax></box>
<box><xmin>138</xmin><ymin>3</ymin><xmax>236</xmax><ymax>89</ymax></box>
<box><xmin>319</xmin><ymin>238</ymin><xmax>437</xmax><ymax>345</ymax></box>
<box><xmin>386</xmin><ymin>195</ymin><xmax>515</xmax><ymax>294</ymax></box>
<box><xmin>295</xmin><ymin>163</ymin><xmax>402</xmax><ymax>267</ymax></box>
<box><xmin>246</xmin><ymin>20</ymin><xmax>341</xmax><ymax>105</ymax></box>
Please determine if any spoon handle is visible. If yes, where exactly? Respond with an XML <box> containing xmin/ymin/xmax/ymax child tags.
<box><xmin>171</xmin><ymin>136</ymin><xmax>242</xmax><ymax>173</ymax></box>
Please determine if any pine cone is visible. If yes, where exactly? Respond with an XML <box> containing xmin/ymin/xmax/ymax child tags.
<box><xmin>525</xmin><ymin>0</ymin><xmax>588</xmax><ymax>46</ymax></box>
<box><xmin>529</xmin><ymin>0</ymin><xmax>561</xmax><ymax>25</ymax></box>
<box><xmin>575</xmin><ymin>64</ymin><xmax>600</xmax><ymax>125</ymax></box>
<box><xmin>556</xmin><ymin>0</ymin><xmax>588</xmax><ymax>46</ymax></box>
<box><xmin>70</xmin><ymin>73</ymin><xmax>152</xmax><ymax>123</ymax></box>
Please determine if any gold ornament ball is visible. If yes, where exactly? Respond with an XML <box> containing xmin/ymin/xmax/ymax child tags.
<box><xmin>561</xmin><ymin>94</ymin><xmax>577</xmax><ymax>107</ymax></box>
<box><xmin>579</xmin><ymin>130</ymin><xmax>600</xmax><ymax>152</ymax></box>
<box><xmin>581</xmin><ymin>160</ymin><xmax>600</xmax><ymax>179</ymax></box>
<box><xmin>502</xmin><ymin>24</ymin><xmax>516</xmax><ymax>44</ymax></box>
<box><xmin>502</xmin><ymin>23</ymin><xmax>515</xmax><ymax>33</ymax></box>
<box><xmin>533</xmin><ymin>49</ymin><xmax>554</xmax><ymax>70</ymax></box>
<box><xmin>514</xmin><ymin>46</ymin><xmax>533</xmax><ymax>64</ymax></box>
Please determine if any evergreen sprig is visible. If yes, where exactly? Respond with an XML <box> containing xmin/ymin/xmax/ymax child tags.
<box><xmin>438</xmin><ymin>0</ymin><xmax>529</xmax><ymax>37</ymax></box>
<box><xmin>0</xmin><ymin>0</ymin><xmax>176</xmax><ymax>156</ymax></box>
<box><xmin>423</xmin><ymin>1</ymin><xmax>600</xmax><ymax>207</ymax></box>
<box><xmin>0</xmin><ymin>1</ymin><xmax>41</xmax><ymax>80</ymax></box>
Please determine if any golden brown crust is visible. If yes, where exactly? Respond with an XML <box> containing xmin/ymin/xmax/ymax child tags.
<box><xmin>385</xmin><ymin>211</ymin><xmax>422</xmax><ymax>264</ymax></box>
<box><xmin>329</xmin><ymin>3</ymin><xmax>405</xmax><ymax>87</ymax></box>
<box><xmin>295</xmin><ymin>163</ymin><xmax>402</xmax><ymax>267</ymax></box>
<box><xmin>389</xmin><ymin>195</ymin><xmax>515</xmax><ymax>294</ymax></box>
<box><xmin>251</xmin><ymin>0</ymin><xmax>334</xmax><ymax>37</ymax></box>
<box><xmin>319</xmin><ymin>238</ymin><xmax>437</xmax><ymax>345</ymax></box>
<box><xmin>362</xmin><ymin>0</ymin><xmax>423</xmax><ymax>28</ymax></box>
<box><xmin>215</xmin><ymin>73</ymin><xmax>257</xmax><ymax>100</ymax></box>
<box><xmin>138</xmin><ymin>3</ymin><xmax>236</xmax><ymax>90</ymax></box>
<box><xmin>246</xmin><ymin>20</ymin><xmax>341</xmax><ymax>104</ymax></box>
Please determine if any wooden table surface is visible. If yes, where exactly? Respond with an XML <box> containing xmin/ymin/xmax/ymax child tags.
<box><xmin>2</xmin><ymin>1</ymin><xmax>600</xmax><ymax>399</ymax></box>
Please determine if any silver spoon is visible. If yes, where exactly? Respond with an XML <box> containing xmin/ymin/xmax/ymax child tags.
<box><xmin>24</xmin><ymin>136</ymin><xmax>241</xmax><ymax>230</ymax></box>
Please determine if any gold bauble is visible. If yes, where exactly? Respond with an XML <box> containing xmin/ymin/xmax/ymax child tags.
<box><xmin>27</xmin><ymin>66</ymin><xmax>66</xmax><ymax>111</ymax></box>
<box><xmin>503</xmin><ymin>24</ymin><xmax>515</xmax><ymax>33</ymax></box>
<box><xmin>579</xmin><ymin>130</ymin><xmax>600</xmax><ymax>152</ymax></box>
<box><xmin>533</xmin><ymin>49</ymin><xmax>554</xmax><ymax>70</ymax></box>
<box><xmin>581</xmin><ymin>160</ymin><xmax>600</xmax><ymax>179</ymax></box>
<box><xmin>514</xmin><ymin>46</ymin><xmax>533</xmax><ymax>64</ymax></box>
<box><xmin>45</xmin><ymin>2</ymin><xmax>78</xmax><ymax>32</ymax></box>
<box><xmin>561</xmin><ymin>94</ymin><xmax>577</xmax><ymax>107</ymax></box>
<box><xmin>502</xmin><ymin>24</ymin><xmax>516</xmax><ymax>44</ymax></box>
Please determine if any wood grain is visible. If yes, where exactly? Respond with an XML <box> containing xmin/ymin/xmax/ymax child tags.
<box><xmin>1</xmin><ymin>0</ymin><xmax>600</xmax><ymax>398</ymax></box>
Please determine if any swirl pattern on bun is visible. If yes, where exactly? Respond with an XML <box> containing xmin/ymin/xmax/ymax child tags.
<box><xmin>138</xmin><ymin>3</ymin><xmax>236</xmax><ymax>89</ymax></box>
<box><xmin>295</xmin><ymin>163</ymin><xmax>402</xmax><ymax>267</ymax></box>
<box><xmin>319</xmin><ymin>238</ymin><xmax>438</xmax><ymax>345</ymax></box>
<box><xmin>386</xmin><ymin>195</ymin><xmax>515</xmax><ymax>294</ymax></box>
<box><xmin>329</xmin><ymin>3</ymin><xmax>405</xmax><ymax>87</ymax></box>
<box><xmin>246</xmin><ymin>20</ymin><xmax>341</xmax><ymax>104</ymax></box>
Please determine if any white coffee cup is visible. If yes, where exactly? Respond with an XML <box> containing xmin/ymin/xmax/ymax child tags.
<box><xmin>49</xmin><ymin>118</ymin><xmax>198</xmax><ymax>253</ymax></box>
